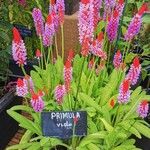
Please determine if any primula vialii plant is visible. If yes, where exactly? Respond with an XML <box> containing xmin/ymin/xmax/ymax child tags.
<box><xmin>7</xmin><ymin>0</ymin><xmax>150</xmax><ymax>150</ymax></box>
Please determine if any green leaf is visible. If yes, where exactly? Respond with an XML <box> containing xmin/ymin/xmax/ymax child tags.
<box><xmin>134</xmin><ymin>122</ymin><xmax>150</xmax><ymax>138</ymax></box>
<box><xmin>79</xmin><ymin>93</ymin><xmax>102</xmax><ymax>113</ymax></box>
<box><xmin>31</xmin><ymin>70</ymin><xmax>44</xmax><ymax>89</ymax></box>
<box><xmin>6</xmin><ymin>143</ymin><xmax>32</xmax><ymax>150</ymax></box>
<box><xmin>99</xmin><ymin>118</ymin><xmax>113</xmax><ymax>132</ymax></box>
<box><xmin>7</xmin><ymin>109</ymin><xmax>41</xmax><ymax>135</ymax></box>
<box><xmin>20</xmin><ymin>130</ymin><xmax>33</xmax><ymax>144</ymax></box>
<box><xmin>79</xmin><ymin>131</ymin><xmax>106</xmax><ymax>147</ymax></box>
<box><xmin>86</xmin><ymin>143</ymin><xmax>100</xmax><ymax>150</ymax></box>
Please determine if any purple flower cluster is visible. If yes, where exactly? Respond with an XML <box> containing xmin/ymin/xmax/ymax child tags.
<box><xmin>12</xmin><ymin>28</ymin><xmax>27</xmax><ymax>65</ymax></box>
<box><xmin>118</xmin><ymin>79</ymin><xmax>131</xmax><ymax>104</ymax></box>
<box><xmin>43</xmin><ymin>14</ymin><xmax>55</xmax><ymax>47</ymax></box>
<box><xmin>54</xmin><ymin>85</ymin><xmax>66</xmax><ymax>104</ymax></box>
<box><xmin>90</xmin><ymin>40</ymin><xmax>107</xmax><ymax>60</ymax></box>
<box><xmin>137</xmin><ymin>100</ymin><xmax>149</xmax><ymax>118</ymax></box>
<box><xmin>32</xmin><ymin>8</ymin><xmax>44</xmax><ymax>37</ymax></box>
<box><xmin>16</xmin><ymin>78</ymin><xmax>28</xmax><ymax>97</ymax></box>
<box><xmin>113</xmin><ymin>50</ymin><xmax>122</xmax><ymax>69</ymax></box>
<box><xmin>78</xmin><ymin>0</ymin><xmax>94</xmax><ymax>44</ymax></box>
<box><xmin>124</xmin><ymin>15</ymin><xmax>142</xmax><ymax>41</ymax></box>
<box><xmin>126</xmin><ymin>57</ymin><xmax>141</xmax><ymax>86</ymax></box>
<box><xmin>30</xmin><ymin>91</ymin><xmax>44</xmax><ymax>112</ymax></box>
<box><xmin>106</xmin><ymin>10</ymin><xmax>119</xmax><ymax>42</ymax></box>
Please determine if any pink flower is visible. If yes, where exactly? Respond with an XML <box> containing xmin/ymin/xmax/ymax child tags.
<box><xmin>78</xmin><ymin>0</ymin><xmax>94</xmax><ymax>44</ymax></box>
<box><xmin>137</xmin><ymin>100</ymin><xmax>149</xmax><ymax>118</ymax></box>
<box><xmin>103</xmin><ymin>0</ymin><xmax>116</xmax><ymax>20</ymax></box>
<box><xmin>88</xmin><ymin>58</ymin><xmax>95</xmax><ymax>70</ymax></box>
<box><xmin>124</xmin><ymin>3</ymin><xmax>148</xmax><ymax>41</ymax></box>
<box><xmin>118</xmin><ymin>79</ymin><xmax>131</xmax><ymax>104</ymax></box>
<box><xmin>64</xmin><ymin>60</ymin><xmax>73</xmax><ymax>93</ymax></box>
<box><xmin>12</xmin><ymin>27</ymin><xmax>27</xmax><ymax>65</ymax></box>
<box><xmin>56</xmin><ymin>0</ymin><xmax>65</xmax><ymax>24</ymax></box>
<box><xmin>32</xmin><ymin>8</ymin><xmax>44</xmax><ymax>37</ymax></box>
<box><xmin>24</xmin><ymin>75</ymin><xmax>34</xmax><ymax>91</ymax></box>
<box><xmin>16</xmin><ymin>78</ymin><xmax>28</xmax><ymax>97</ymax></box>
<box><xmin>35</xmin><ymin>49</ymin><xmax>42</xmax><ymax>59</ymax></box>
<box><xmin>106</xmin><ymin>10</ymin><xmax>120</xmax><ymax>42</ymax></box>
<box><xmin>81</xmin><ymin>37</ymin><xmax>90</xmax><ymax>57</ymax></box>
<box><xmin>115</xmin><ymin>0</ymin><xmax>125</xmax><ymax>17</ymax></box>
<box><xmin>18</xmin><ymin>0</ymin><xmax>26</xmax><ymax>7</ymax></box>
<box><xmin>113</xmin><ymin>50</ymin><xmax>122</xmax><ymax>69</ymax></box>
<box><xmin>93</xmin><ymin>0</ymin><xmax>102</xmax><ymax>28</ymax></box>
<box><xmin>49</xmin><ymin>0</ymin><xmax>59</xmax><ymax>30</ymax></box>
<box><xmin>54</xmin><ymin>85</ymin><xmax>66</xmax><ymax>104</ymax></box>
<box><xmin>90</xmin><ymin>40</ymin><xmax>107</xmax><ymax>60</ymax></box>
<box><xmin>30</xmin><ymin>91</ymin><xmax>44</xmax><ymax>112</ymax></box>
<box><xmin>43</xmin><ymin>14</ymin><xmax>55</xmax><ymax>47</ymax></box>
<box><xmin>126</xmin><ymin>57</ymin><xmax>141</xmax><ymax>86</ymax></box>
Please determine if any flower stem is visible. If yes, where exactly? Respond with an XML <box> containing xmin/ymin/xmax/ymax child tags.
<box><xmin>55</xmin><ymin>34</ymin><xmax>59</xmax><ymax>59</ymax></box>
<box><xmin>39</xmin><ymin>36</ymin><xmax>44</xmax><ymax>69</ymax></box>
<box><xmin>74</xmin><ymin>57</ymin><xmax>86</xmax><ymax>110</ymax></box>
<box><xmin>107</xmin><ymin>43</ymin><xmax>112</xmax><ymax>69</ymax></box>
<box><xmin>21</xmin><ymin>65</ymin><xmax>26</xmax><ymax>76</ymax></box>
<box><xmin>47</xmin><ymin>46</ymin><xmax>52</xmax><ymax>64</ymax></box>
<box><xmin>61</xmin><ymin>24</ymin><xmax>64</xmax><ymax>62</ymax></box>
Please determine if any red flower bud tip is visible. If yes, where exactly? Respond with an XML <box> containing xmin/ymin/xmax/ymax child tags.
<box><xmin>65</xmin><ymin>60</ymin><xmax>71</xmax><ymax>69</ymax></box>
<box><xmin>46</xmin><ymin>14</ymin><xmax>53</xmax><ymax>25</ymax></box>
<box><xmin>116</xmin><ymin>50</ymin><xmax>121</xmax><ymax>56</ymax></box>
<box><xmin>38</xmin><ymin>90</ymin><xmax>44</xmax><ymax>97</ymax></box>
<box><xmin>110</xmin><ymin>99</ymin><xmax>115</xmax><ymax>108</ymax></box>
<box><xmin>36</xmin><ymin>49</ymin><xmax>42</xmax><ymax>58</ymax></box>
<box><xmin>31</xmin><ymin>92</ymin><xmax>39</xmax><ymax>101</ymax></box>
<box><xmin>50</xmin><ymin>0</ymin><xmax>55</xmax><ymax>5</ymax></box>
<box><xmin>133</xmin><ymin>57</ymin><xmax>140</xmax><ymax>68</ymax></box>
<box><xmin>138</xmin><ymin>3</ymin><xmax>148</xmax><ymax>16</ymax></box>
<box><xmin>141</xmin><ymin>100</ymin><xmax>148</xmax><ymax>108</ymax></box>
<box><xmin>68</xmin><ymin>50</ymin><xmax>74</xmax><ymax>61</ymax></box>
<box><xmin>97</xmin><ymin>32</ymin><xmax>104</xmax><ymax>42</ymax></box>
<box><xmin>118</xmin><ymin>0</ymin><xmax>124</xmax><ymax>5</ymax></box>
<box><xmin>13</xmin><ymin>27</ymin><xmax>21</xmax><ymax>43</ymax></box>
<box><xmin>73</xmin><ymin>116</ymin><xmax>79</xmax><ymax>125</ymax></box>
<box><xmin>123</xmin><ymin>79</ymin><xmax>130</xmax><ymax>93</ymax></box>
<box><xmin>81</xmin><ymin>0</ymin><xmax>90</xmax><ymax>4</ymax></box>
<box><xmin>17</xmin><ymin>78</ymin><xmax>24</xmax><ymax>87</ymax></box>
<box><xmin>113</xmin><ymin>10</ymin><xmax>119</xmax><ymax>18</ymax></box>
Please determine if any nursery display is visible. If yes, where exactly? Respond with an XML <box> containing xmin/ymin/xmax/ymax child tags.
<box><xmin>4</xmin><ymin>0</ymin><xmax>150</xmax><ymax>150</ymax></box>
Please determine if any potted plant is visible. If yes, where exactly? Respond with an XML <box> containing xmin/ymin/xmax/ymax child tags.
<box><xmin>6</xmin><ymin>0</ymin><xmax>150</xmax><ymax>150</ymax></box>
<box><xmin>0</xmin><ymin>20</ymin><xmax>23</xmax><ymax>150</ymax></box>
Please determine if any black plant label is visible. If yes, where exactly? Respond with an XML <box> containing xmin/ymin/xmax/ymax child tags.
<box><xmin>41</xmin><ymin>111</ymin><xmax>87</xmax><ymax>139</ymax></box>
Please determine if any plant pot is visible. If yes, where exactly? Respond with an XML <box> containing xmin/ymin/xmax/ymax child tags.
<box><xmin>65</xmin><ymin>0</ymin><xmax>79</xmax><ymax>15</ymax></box>
<box><xmin>9</xmin><ymin>58</ymin><xmax>38</xmax><ymax>80</ymax></box>
<box><xmin>0</xmin><ymin>89</ymin><xmax>22</xmax><ymax>150</ymax></box>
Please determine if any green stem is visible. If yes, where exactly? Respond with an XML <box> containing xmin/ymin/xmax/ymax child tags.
<box><xmin>55</xmin><ymin>34</ymin><xmax>59</xmax><ymax>58</ymax></box>
<box><xmin>123</xmin><ymin>40</ymin><xmax>131</xmax><ymax>62</ymax></box>
<box><xmin>114</xmin><ymin>105</ymin><xmax>120</xmax><ymax>126</ymax></box>
<box><xmin>47</xmin><ymin>46</ymin><xmax>52</xmax><ymax>64</ymax></box>
<box><xmin>74</xmin><ymin>57</ymin><xmax>86</xmax><ymax>110</ymax></box>
<box><xmin>61</xmin><ymin>24</ymin><xmax>64</xmax><ymax>62</ymax></box>
<box><xmin>21</xmin><ymin>65</ymin><xmax>26</xmax><ymax>76</ymax></box>
<box><xmin>40</xmin><ymin>36</ymin><xmax>44</xmax><ymax>69</ymax></box>
<box><xmin>107</xmin><ymin>43</ymin><xmax>112</xmax><ymax>69</ymax></box>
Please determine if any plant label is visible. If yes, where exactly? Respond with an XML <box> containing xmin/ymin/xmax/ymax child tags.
<box><xmin>14</xmin><ymin>24</ymin><xmax>32</xmax><ymax>38</ymax></box>
<box><xmin>41</xmin><ymin>111</ymin><xmax>87</xmax><ymax>139</ymax></box>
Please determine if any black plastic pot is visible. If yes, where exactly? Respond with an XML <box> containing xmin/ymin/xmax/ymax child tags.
<box><xmin>0</xmin><ymin>89</ymin><xmax>22</xmax><ymax>150</ymax></box>
<box><xmin>9</xmin><ymin>58</ymin><xmax>38</xmax><ymax>80</ymax></box>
